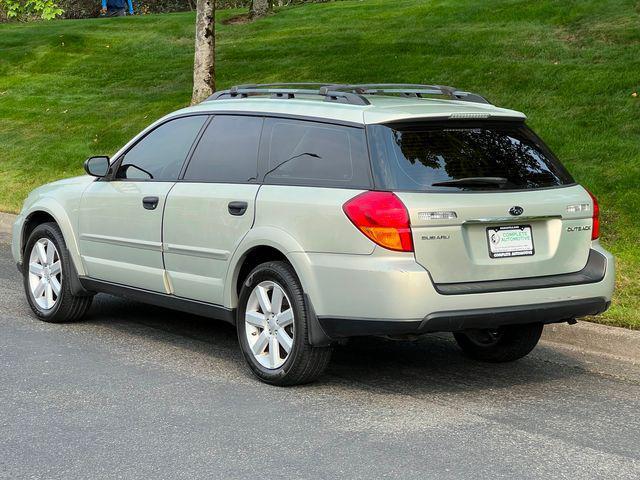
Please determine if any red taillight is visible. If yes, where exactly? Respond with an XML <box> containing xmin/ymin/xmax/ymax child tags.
<box><xmin>343</xmin><ymin>191</ymin><xmax>414</xmax><ymax>252</ymax></box>
<box><xmin>586</xmin><ymin>189</ymin><xmax>600</xmax><ymax>240</ymax></box>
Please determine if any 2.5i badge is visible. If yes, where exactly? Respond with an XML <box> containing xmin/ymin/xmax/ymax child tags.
<box><xmin>487</xmin><ymin>225</ymin><xmax>534</xmax><ymax>258</ymax></box>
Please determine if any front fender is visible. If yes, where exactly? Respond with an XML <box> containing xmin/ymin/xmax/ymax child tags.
<box><xmin>19</xmin><ymin>199</ymin><xmax>85</xmax><ymax>276</ymax></box>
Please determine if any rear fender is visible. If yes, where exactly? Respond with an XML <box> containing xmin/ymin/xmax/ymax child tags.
<box><xmin>224</xmin><ymin>226</ymin><xmax>311</xmax><ymax>309</ymax></box>
<box><xmin>225</xmin><ymin>226</ymin><xmax>332</xmax><ymax>346</ymax></box>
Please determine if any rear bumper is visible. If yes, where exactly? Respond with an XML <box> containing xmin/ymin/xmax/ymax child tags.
<box><xmin>292</xmin><ymin>242</ymin><xmax>615</xmax><ymax>342</ymax></box>
<box><xmin>317</xmin><ymin>297</ymin><xmax>610</xmax><ymax>338</ymax></box>
<box><xmin>433</xmin><ymin>249</ymin><xmax>607</xmax><ymax>295</ymax></box>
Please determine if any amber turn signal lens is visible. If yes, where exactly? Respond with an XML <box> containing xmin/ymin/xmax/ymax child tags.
<box><xmin>342</xmin><ymin>191</ymin><xmax>413</xmax><ymax>252</ymax></box>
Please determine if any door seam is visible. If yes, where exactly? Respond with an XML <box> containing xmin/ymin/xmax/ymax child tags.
<box><xmin>160</xmin><ymin>182</ymin><xmax>178</xmax><ymax>274</ymax></box>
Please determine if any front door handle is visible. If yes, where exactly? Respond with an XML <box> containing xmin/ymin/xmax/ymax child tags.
<box><xmin>228</xmin><ymin>201</ymin><xmax>248</xmax><ymax>216</ymax></box>
<box><xmin>142</xmin><ymin>196</ymin><xmax>159</xmax><ymax>210</ymax></box>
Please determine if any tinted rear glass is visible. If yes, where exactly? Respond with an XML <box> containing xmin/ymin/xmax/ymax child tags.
<box><xmin>367</xmin><ymin>122</ymin><xmax>574</xmax><ymax>191</ymax></box>
<box><xmin>261</xmin><ymin>118</ymin><xmax>371</xmax><ymax>189</ymax></box>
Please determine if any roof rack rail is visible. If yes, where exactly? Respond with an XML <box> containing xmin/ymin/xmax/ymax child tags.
<box><xmin>204</xmin><ymin>83</ymin><xmax>490</xmax><ymax>105</ymax></box>
<box><xmin>206</xmin><ymin>83</ymin><xmax>370</xmax><ymax>106</ymax></box>
<box><xmin>333</xmin><ymin>84</ymin><xmax>491</xmax><ymax>104</ymax></box>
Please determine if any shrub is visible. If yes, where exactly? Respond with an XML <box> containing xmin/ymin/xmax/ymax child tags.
<box><xmin>0</xmin><ymin>0</ymin><xmax>333</xmax><ymax>21</ymax></box>
<box><xmin>0</xmin><ymin>0</ymin><xmax>64</xmax><ymax>20</ymax></box>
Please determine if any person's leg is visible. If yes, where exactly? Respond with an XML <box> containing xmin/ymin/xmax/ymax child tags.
<box><xmin>107</xmin><ymin>7</ymin><xmax>125</xmax><ymax>16</ymax></box>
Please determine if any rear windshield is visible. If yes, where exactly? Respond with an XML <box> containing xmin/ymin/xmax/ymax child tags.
<box><xmin>367</xmin><ymin>122</ymin><xmax>574</xmax><ymax>191</ymax></box>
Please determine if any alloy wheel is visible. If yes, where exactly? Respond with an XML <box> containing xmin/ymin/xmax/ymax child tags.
<box><xmin>28</xmin><ymin>238</ymin><xmax>62</xmax><ymax>310</ymax></box>
<box><xmin>245</xmin><ymin>281</ymin><xmax>295</xmax><ymax>369</ymax></box>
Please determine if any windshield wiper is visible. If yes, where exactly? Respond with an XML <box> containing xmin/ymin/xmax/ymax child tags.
<box><xmin>431</xmin><ymin>177</ymin><xmax>508</xmax><ymax>188</ymax></box>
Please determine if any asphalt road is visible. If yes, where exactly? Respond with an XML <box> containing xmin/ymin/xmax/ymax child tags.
<box><xmin>1</xmin><ymin>233</ymin><xmax>639</xmax><ymax>479</ymax></box>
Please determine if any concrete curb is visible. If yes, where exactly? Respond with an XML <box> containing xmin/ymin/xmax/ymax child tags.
<box><xmin>542</xmin><ymin>321</ymin><xmax>640</xmax><ymax>364</ymax></box>
<box><xmin>0</xmin><ymin>210</ymin><xmax>637</xmax><ymax>362</ymax></box>
<box><xmin>0</xmin><ymin>211</ymin><xmax>16</xmax><ymax>234</ymax></box>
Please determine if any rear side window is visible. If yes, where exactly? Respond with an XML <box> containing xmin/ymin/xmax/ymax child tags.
<box><xmin>261</xmin><ymin>118</ymin><xmax>371</xmax><ymax>188</ymax></box>
<box><xmin>183</xmin><ymin>115</ymin><xmax>263</xmax><ymax>183</ymax></box>
<box><xmin>117</xmin><ymin>116</ymin><xmax>207</xmax><ymax>181</ymax></box>
<box><xmin>367</xmin><ymin>122</ymin><xmax>574</xmax><ymax>191</ymax></box>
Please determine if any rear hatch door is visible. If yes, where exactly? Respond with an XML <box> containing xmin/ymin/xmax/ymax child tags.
<box><xmin>398</xmin><ymin>186</ymin><xmax>593</xmax><ymax>283</ymax></box>
<box><xmin>367</xmin><ymin>120</ymin><xmax>594</xmax><ymax>283</ymax></box>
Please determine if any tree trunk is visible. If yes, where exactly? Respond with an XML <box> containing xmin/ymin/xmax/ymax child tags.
<box><xmin>250</xmin><ymin>0</ymin><xmax>269</xmax><ymax>19</ymax></box>
<box><xmin>191</xmin><ymin>0</ymin><xmax>215</xmax><ymax>105</ymax></box>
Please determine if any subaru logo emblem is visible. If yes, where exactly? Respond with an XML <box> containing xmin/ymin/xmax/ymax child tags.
<box><xmin>509</xmin><ymin>206</ymin><xmax>524</xmax><ymax>216</ymax></box>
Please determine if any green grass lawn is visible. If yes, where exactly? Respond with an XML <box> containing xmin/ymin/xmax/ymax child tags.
<box><xmin>0</xmin><ymin>0</ymin><xmax>638</xmax><ymax>327</ymax></box>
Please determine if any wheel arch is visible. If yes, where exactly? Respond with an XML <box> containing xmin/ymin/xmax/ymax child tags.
<box><xmin>233</xmin><ymin>245</ymin><xmax>289</xmax><ymax>298</ymax></box>
<box><xmin>224</xmin><ymin>226</ymin><xmax>313</xmax><ymax>310</ymax></box>
<box><xmin>21</xmin><ymin>210</ymin><xmax>57</xmax><ymax>254</ymax></box>
<box><xmin>226</xmin><ymin>228</ymin><xmax>332</xmax><ymax>347</ymax></box>
<box><xmin>20</xmin><ymin>201</ymin><xmax>86</xmax><ymax>277</ymax></box>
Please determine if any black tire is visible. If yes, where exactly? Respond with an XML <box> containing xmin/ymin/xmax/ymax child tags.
<box><xmin>453</xmin><ymin>323</ymin><xmax>543</xmax><ymax>362</ymax></box>
<box><xmin>237</xmin><ymin>261</ymin><xmax>332</xmax><ymax>386</ymax></box>
<box><xmin>23</xmin><ymin>222</ymin><xmax>93</xmax><ymax>323</ymax></box>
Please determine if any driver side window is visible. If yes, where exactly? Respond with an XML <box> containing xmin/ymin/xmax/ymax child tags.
<box><xmin>116</xmin><ymin>115</ymin><xmax>207</xmax><ymax>181</ymax></box>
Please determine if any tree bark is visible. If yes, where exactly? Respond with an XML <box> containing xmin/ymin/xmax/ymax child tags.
<box><xmin>191</xmin><ymin>0</ymin><xmax>215</xmax><ymax>105</ymax></box>
<box><xmin>250</xmin><ymin>0</ymin><xmax>269</xmax><ymax>19</ymax></box>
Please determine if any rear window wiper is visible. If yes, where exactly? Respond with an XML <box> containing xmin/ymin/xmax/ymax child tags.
<box><xmin>431</xmin><ymin>177</ymin><xmax>508</xmax><ymax>188</ymax></box>
<box><xmin>263</xmin><ymin>152</ymin><xmax>322</xmax><ymax>179</ymax></box>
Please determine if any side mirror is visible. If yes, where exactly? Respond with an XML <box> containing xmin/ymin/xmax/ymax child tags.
<box><xmin>84</xmin><ymin>156</ymin><xmax>110</xmax><ymax>178</ymax></box>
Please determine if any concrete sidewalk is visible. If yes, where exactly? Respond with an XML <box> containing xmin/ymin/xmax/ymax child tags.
<box><xmin>2</xmin><ymin>210</ymin><xmax>637</xmax><ymax>363</ymax></box>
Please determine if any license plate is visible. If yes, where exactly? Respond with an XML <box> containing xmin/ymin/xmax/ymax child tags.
<box><xmin>486</xmin><ymin>225</ymin><xmax>534</xmax><ymax>258</ymax></box>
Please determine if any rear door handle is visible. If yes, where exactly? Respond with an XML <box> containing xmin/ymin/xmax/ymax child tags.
<box><xmin>142</xmin><ymin>196</ymin><xmax>159</xmax><ymax>210</ymax></box>
<box><xmin>228</xmin><ymin>201</ymin><xmax>248</xmax><ymax>216</ymax></box>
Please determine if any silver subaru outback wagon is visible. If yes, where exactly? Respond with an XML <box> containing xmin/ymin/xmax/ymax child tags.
<box><xmin>12</xmin><ymin>83</ymin><xmax>614</xmax><ymax>385</ymax></box>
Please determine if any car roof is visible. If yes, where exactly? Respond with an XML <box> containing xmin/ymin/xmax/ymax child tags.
<box><xmin>173</xmin><ymin>93</ymin><xmax>526</xmax><ymax>126</ymax></box>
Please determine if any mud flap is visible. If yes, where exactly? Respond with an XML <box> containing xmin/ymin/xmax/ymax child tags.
<box><xmin>304</xmin><ymin>293</ymin><xmax>333</xmax><ymax>347</ymax></box>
